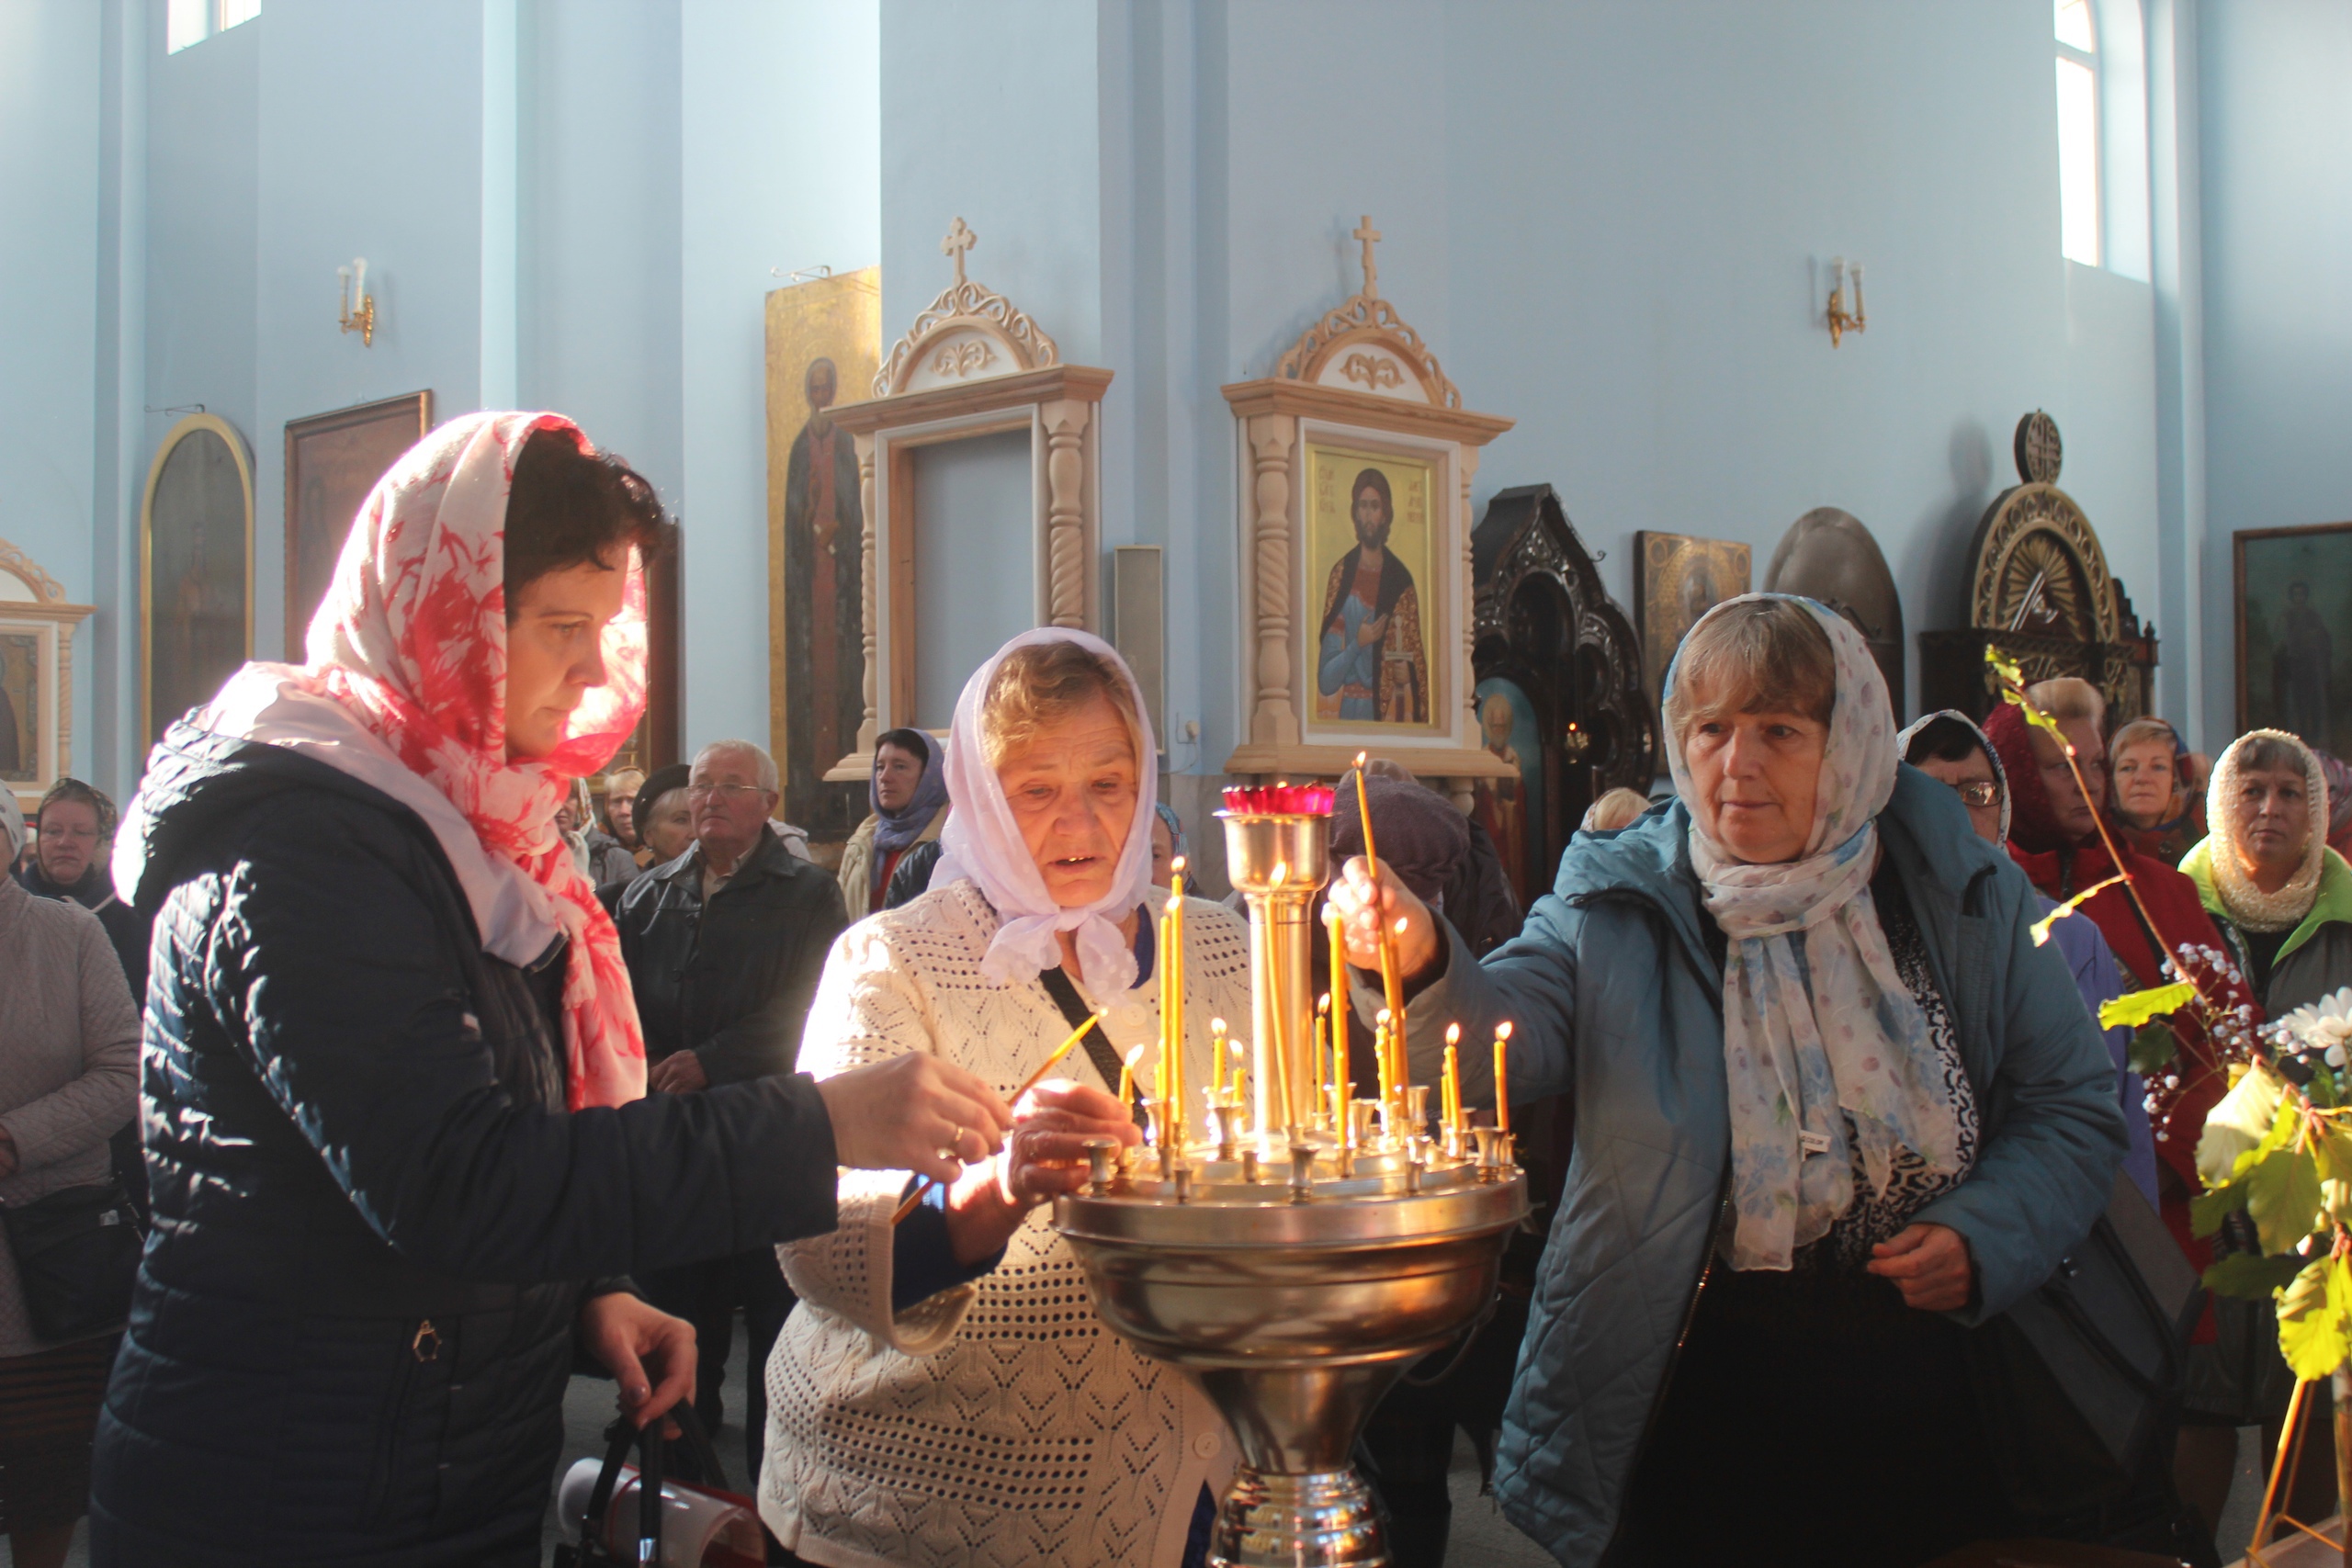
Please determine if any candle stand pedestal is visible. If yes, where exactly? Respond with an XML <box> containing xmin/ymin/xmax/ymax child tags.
<box><xmin>1053</xmin><ymin>799</ymin><xmax>1526</xmax><ymax>1567</ymax></box>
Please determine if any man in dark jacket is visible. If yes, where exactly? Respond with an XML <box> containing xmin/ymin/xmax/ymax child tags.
<box><xmin>616</xmin><ymin>738</ymin><xmax>848</xmax><ymax>1481</ymax></box>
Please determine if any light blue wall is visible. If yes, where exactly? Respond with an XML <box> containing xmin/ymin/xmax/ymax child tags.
<box><xmin>0</xmin><ymin>0</ymin><xmax>884</xmax><ymax>788</ymax></box>
<box><xmin>1440</xmin><ymin>0</ymin><xmax>2159</xmax><ymax>721</ymax></box>
<box><xmin>2198</xmin><ymin>0</ymin><xmax>2352</xmax><ymax>741</ymax></box>
<box><xmin>0</xmin><ymin>2</ymin><xmax>102</xmax><ymax>782</ymax></box>
<box><xmin>254</xmin><ymin>1</ymin><xmax>491</xmax><ymax>669</ymax></box>
<box><xmin>520</xmin><ymin>0</ymin><xmax>683</xmax><ymax>500</ymax></box>
<box><xmin>1061</xmin><ymin>0</ymin><xmax>2166</xmax><ymax>771</ymax></box>
<box><xmin>680</xmin><ymin>0</ymin><xmax>880</xmax><ymax>750</ymax></box>
<box><xmin>879</xmin><ymin>0</ymin><xmax>1102</xmax><ymax>363</ymax></box>
<box><xmin>9</xmin><ymin>0</ymin><xmax>2346</xmax><ymax>805</ymax></box>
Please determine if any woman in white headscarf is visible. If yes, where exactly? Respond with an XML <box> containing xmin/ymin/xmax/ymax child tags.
<box><xmin>2185</xmin><ymin>728</ymin><xmax>2352</xmax><ymax>1013</ymax></box>
<box><xmin>1329</xmin><ymin>595</ymin><xmax>2125</xmax><ymax>1567</ymax></box>
<box><xmin>760</xmin><ymin>628</ymin><xmax>1249</xmax><ymax>1568</ymax></box>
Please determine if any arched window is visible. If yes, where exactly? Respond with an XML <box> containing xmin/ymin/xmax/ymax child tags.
<box><xmin>2055</xmin><ymin>0</ymin><xmax>2102</xmax><ymax>266</ymax></box>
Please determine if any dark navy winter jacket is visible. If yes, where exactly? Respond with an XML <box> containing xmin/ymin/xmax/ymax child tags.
<box><xmin>89</xmin><ymin>726</ymin><xmax>842</xmax><ymax>1567</ymax></box>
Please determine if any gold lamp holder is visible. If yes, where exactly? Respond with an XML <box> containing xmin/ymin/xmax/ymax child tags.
<box><xmin>1826</xmin><ymin>255</ymin><xmax>1866</xmax><ymax>348</ymax></box>
<box><xmin>338</xmin><ymin>256</ymin><xmax>376</xmax><ymax>347</ymax></box>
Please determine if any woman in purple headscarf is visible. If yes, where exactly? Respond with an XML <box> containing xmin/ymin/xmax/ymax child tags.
<box><xmin>836</xmin><ymin>726</ymin><xmax>951</xmax><ymax>916</ymax></box>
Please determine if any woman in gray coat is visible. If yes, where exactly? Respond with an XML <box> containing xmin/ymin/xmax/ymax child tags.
<box><xmin>0</xmin><ymin>792</ymin><xmax>140</xmax><ymax>1568</ymax></box>
<box><xmin>1331</xmin><ymin>596</ymin><xmax>2125</xmax><ymax>1567</ymax></box>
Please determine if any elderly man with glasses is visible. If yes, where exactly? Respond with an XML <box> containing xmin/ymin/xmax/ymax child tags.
<box><xmin>613</xmin><ymin>739</ymin><xmax>849</xmax><ymax>1485</ymax></box>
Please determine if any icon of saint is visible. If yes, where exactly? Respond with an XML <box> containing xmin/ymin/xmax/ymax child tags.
<box><xmin>2276</xmin><ymin>579</ymin><xmax>2335</xmax><ymax>747</ymax></box>
<box><xmin>1317</xmin><ymin>468</ymin><xmax>1428</xmax><ymax>724</ymax></box>
<box><xmin>783</xmin><ymin>356</ymin><xmax>866</xmax><ymax>833</ymax></box>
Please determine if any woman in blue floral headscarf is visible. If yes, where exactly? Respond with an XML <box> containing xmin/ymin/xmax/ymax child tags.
<box><xmin>1328</xmin><ymin>594</ymin><xmax>2126</xmax><ymax>1567</ymax></box>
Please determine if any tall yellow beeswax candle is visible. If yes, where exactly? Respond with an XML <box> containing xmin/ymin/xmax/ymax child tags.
<box><xmin>1494</xmin><ymin>1021</ymin><xmax>1513</xmax><ymax>1134</ymax></box>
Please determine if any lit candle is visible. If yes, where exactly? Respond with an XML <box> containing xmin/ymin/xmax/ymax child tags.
<box><xmin>1315</xmin><ymin>993</ymin><xmax>1331</xmax><ymax>1105</ymax></box>
<box><xmin>1211</xmin><ymin>1017</ymin><xmax>1228</xmax><ymax>1100</ymax></box>
<box><xmin>1164</xmin><ymin>893</ymin><xmax>1184</xmax><ymax>1147</ymax></box>
<box><xmin>1374</xmin><ymin>1008</ymin><xmax>1394</xmax><ymax>1108</ymax></box>
<box><xmin>1170</xmin><ymin>862</ymin><xmax>1186</xmax><ymax>1099</ymax></box>
<box><xmin>353</xmin><ymin>255</ymin><xmax>367</xmax><ymax>304</ymax></box>
<box><xmin>1119</xmin><ymin>1043</ymin><xmax>1146</xmax><ymax>1111</ymax></box>
<box><xmin>1157</xmin><ymin>898</ymin><xmax>1174</xmax><ymax>1119</ymax></box>
<box><xmin>1443</xmin><ymin>1023</ymin><xmax>1462</xmax><ymax>1129</ymax></box>
<box><xmin>1494</xmin><ymin>1021</ymin><xmax>1513</xmax><ymax>1134</ymax></box>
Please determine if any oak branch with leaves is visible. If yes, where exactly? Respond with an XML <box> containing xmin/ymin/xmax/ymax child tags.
<box><xmin>1987</xmin><ymin>649</ymin><xmax>2345</xmax><ymax>1548</ymax></box>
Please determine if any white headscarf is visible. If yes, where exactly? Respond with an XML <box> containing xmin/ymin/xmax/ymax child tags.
<box><xmin>2206</xmin><ymin>728</ymin><xmax>2330</xmax><ymax>933</ymax></box>
<box><xmin>1667</xmin><ymin>594</ymin><xmax>1963</xmax><ymax>1271</ymax></box>
<box><xmin>933</xmin><ymin>627</ymin><xmax>1159</xmax><ymax>992</ymax></box>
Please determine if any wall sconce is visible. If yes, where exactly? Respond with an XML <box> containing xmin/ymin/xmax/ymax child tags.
<box><xmin>337</xmin><ymin>256</ymin><xmax>376</xmax><ymax>346</ymax></box>
<box><xmin>1826</xmin><ymin>256</ymin><xmax>1866</xmax><ymax>348</ymax></box>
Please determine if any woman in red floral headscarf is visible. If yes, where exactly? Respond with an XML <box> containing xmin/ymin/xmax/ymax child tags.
<box><xmin>90</xmin><ymin>413</ymin><xmax>1012</xmax><ymax>1568</ymax></box>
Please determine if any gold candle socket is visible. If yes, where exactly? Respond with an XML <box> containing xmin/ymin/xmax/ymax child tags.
<box><xmin>1219</xmin><ymin>808</ymin><xmax>1332</xmax><ymax>1151</ymax></box>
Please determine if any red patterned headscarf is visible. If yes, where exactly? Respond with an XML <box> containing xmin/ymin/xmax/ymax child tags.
<box><xmin>116</xmin><ymin>411</ymin><xmax>652</xmax><ymax>1113</ymax></box>
<box><xmin>303</xmin><ymin>411</ymin><xmax>649</xmax><ymax>1108</ymax></box>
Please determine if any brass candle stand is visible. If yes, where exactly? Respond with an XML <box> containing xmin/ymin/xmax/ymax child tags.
<box><xmin>1055</xmin><ymin>789</ymin><xmax>1525</xmax><ymax>1568</ymax></box>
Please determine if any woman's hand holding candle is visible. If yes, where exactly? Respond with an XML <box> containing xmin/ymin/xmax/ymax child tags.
<box><xmin>942</xmin><ymin>1080</ymin><xmax>1139</xmax><ymax>1264</ymax></box>
<box><xmin>1329</xmin><ymin>856</ymin><xmax>1439</xmax><ymax>982</ymax></box>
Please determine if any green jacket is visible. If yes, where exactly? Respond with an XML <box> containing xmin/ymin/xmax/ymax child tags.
<box><xmin>1399</xmin><ymin>765</ymin><xmax>2124</xmax><ymax>1565</ymax></box>
<box><xmin>2182</xmin><ymin>842</ymin><xmax>2352</xmax><ymax>1016</ymax></box>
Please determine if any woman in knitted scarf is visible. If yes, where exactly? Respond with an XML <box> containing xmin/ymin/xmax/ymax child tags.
<box><xmin>2184</xmin><ymin>729</ymin><xmax>2352</xmax><ymax>1013</ymax></box>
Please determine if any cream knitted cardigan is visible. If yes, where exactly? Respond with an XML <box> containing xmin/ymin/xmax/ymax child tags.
<box><xmin>760</xmin><ymin>878</ymin><xmax>1249</xmax><ymax>1568</ymax></box>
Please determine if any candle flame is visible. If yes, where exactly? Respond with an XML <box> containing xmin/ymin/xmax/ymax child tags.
<box><xmin>1497</xmin><ymin>1021</ymin><xmax>1514</xmax><ymax>1041</ymax></box>
<box><xmin>1172</xmin><ymin>854</ymin><xmax>1186</xmax><ymax>873</ymax></box>
<box><xmin>1317</xmin><ymin>992</ymin><xmax>1331</xmax><ymax>1013</ymax></box>
<box><xmin>1375</xmin><ymin>1007</ymin><xmax>1392</xmax><ymax>1026</ymax></box>
<box><xmin>1210</xmin><ymin>1016</ymin><xmax>1227</xmax><ymax>1034</ymax></box>
<box><xmin>1445</xmin><ymin>1022</ymin><xmax>1461</xmax><ymax>1044</ymax></box>
<box><xmin>1124</xmin><ymin>1043</ymin><xmax>1148</xmax><ymax>1066</ymax></box>
<box><xmin>1355</xmin><ymin>750</ymin><xmax>1367</xmax><ymax>768</ymax></box>
<box><xmin>1392</xmin><ymin>918</ymin><xmax>1408</xmax><ymax>936</ymax></box>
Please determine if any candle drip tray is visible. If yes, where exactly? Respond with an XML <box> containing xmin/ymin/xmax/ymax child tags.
<box><xmin>1054</xmin><ymin>1147</ymin><xmax>1526</xmax><ymax>1568</ymax></box>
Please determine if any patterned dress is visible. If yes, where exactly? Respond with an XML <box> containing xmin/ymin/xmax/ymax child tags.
<box><xmin>1821</xmin><ymin>871</ymin><xmax>1981</xmax><ymax>1269</ymax></box>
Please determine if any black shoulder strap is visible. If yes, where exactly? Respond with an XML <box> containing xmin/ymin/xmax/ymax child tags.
<box><xmin>1038</xmin><ymin>965</ymin><xmax>1132</xmax><ymax>1102</ymax></box>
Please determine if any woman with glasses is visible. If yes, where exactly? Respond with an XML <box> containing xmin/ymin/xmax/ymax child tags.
<box><xmin>1901</xmin><ymin>710</ymin><xmax>2157</xmax><ymax>1206</ymax></box>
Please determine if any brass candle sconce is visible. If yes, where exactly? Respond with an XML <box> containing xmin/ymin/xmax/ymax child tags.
<box><xmin>337</xmin><ymin>257</ymin><xmax>376</xmax><ymax>346</ymax></box>
<box><xmin>1826</xmin><ymin>256</ymin><xmax>1866</xmax><ymax>348</ymax></box>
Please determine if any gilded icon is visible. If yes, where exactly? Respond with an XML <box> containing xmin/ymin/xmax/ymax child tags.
<box><xmin>1634</xmin><ymin>531</ymin><xmax>1752</xmax><ymax>716</ymax></box>
<box><xmin>1306</xmin><ymin>443</ymin><xmax>1436</xmax><ymax>730</ymax></box>
<box><xmin>767</xmin><ymin>267</ymin><xmax>882</xmax><ymax>840</ymax></box>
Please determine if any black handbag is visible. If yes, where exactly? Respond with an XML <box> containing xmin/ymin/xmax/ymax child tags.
<box><xmin>1966</xmin><ymin>1173</ymin><xmax>2203</xmax><ymax>1524</ymax></box>
<box><xmin>1</xmin><ymin>1179</ymin><xmax>144</xmax><ymax>1341</ymax></box>
<box><xmin>553</xmin><ymin>1401</ymin><xmax>740</xmax><ymax>1568</ymax></box>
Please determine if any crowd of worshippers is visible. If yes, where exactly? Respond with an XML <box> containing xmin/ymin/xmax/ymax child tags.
<box><xmin>8</xmin><ymin>414</ymin><xmax>2352</xmax><ymax>1568</ymax></box>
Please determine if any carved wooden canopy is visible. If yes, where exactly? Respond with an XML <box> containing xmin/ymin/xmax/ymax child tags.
<box><xmin>1919</xmin><ymin>412</ymin><xmax>2156</xmax><ymax>722</ymax></box>
<box><xmin>821</xmin><ymin>220</ymin><xmax>1114</xmax><ymax>781</ymax></box>
<box><xmin>1471</xmin><ymin>484</ymin><xmax>1658</xmax><ymax>799</ymax></box>
<box><xmin>1221</xmin><ymin>218</ymin><xmax>1513</xmax><ymax>796</ymax></box>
